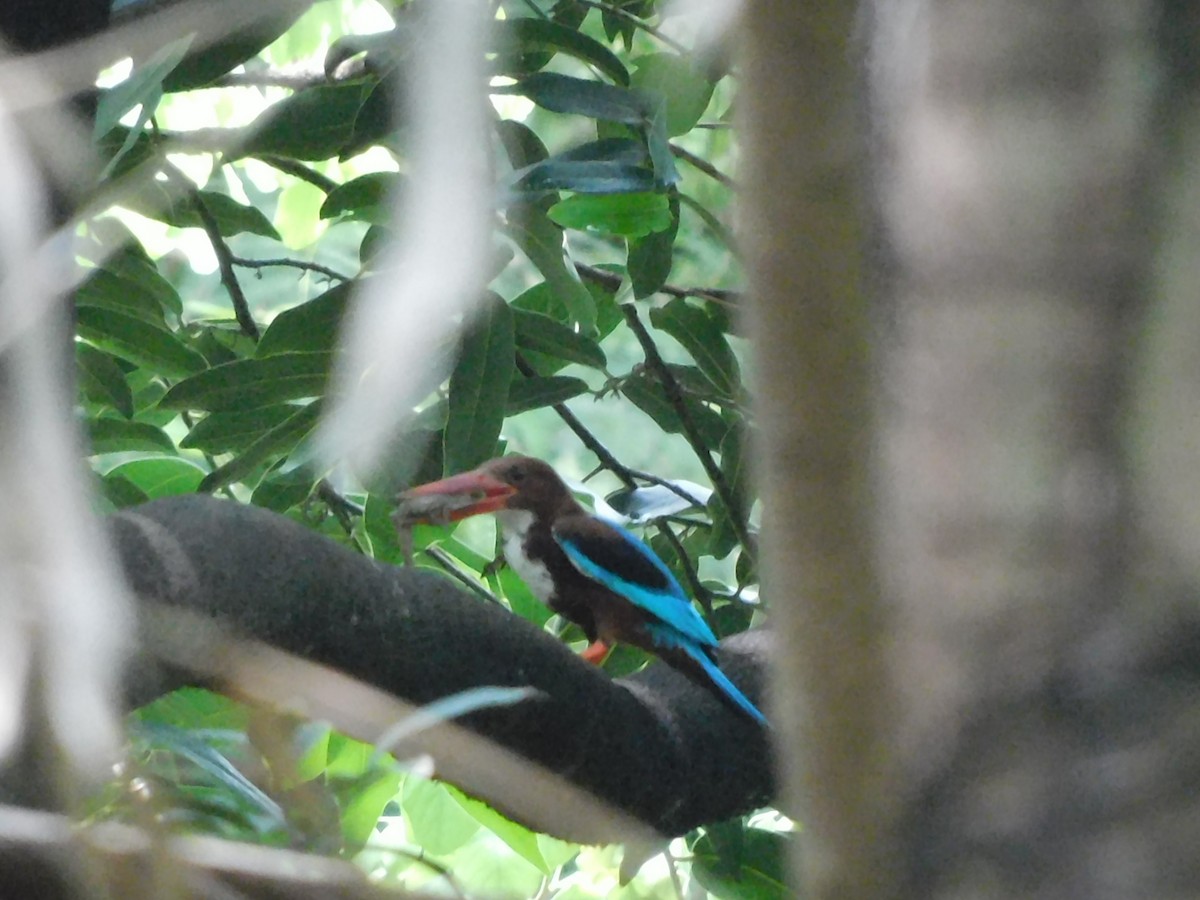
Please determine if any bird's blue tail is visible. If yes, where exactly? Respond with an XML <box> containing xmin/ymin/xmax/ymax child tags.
<box><xmin>651</xmin><ymin>627</ymin><xmax>768</xmax><ymax>727</ymax></box>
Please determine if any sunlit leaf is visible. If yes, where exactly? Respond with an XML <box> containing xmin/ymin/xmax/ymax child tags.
<box><xmin>606</xmin><ymin>481</ymin><xmax>711</xmax><ymax>521</ymax></box>
<box><xmin>548</xmin><ymin>192</ymin><xmax>671</xmax><ymax>237</ymax></box>
<box><xmin>319</xmin><ymin>172</ymin><xmax>400</xmax><ymax>223</ymax></box>
<box><xmin>95</xmin><ymin>36</ymin><xmax>193</xmax><ymax>138</ymax></box>
<box><xmin>107</xmin><ymin>457</ymin><xmax>207</xmax><ymax>498</ymax></box>
<box><xmin>630</xmin><ymin>52</ymin><xmax>716</xmax><ymax>136</ymax></box>
<box><xmin>402</xmin><ymin>778</ymin><xmax>480</xmax><ymax>856</ymax></box>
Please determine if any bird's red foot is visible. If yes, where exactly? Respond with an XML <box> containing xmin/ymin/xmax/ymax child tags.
<box><xmin>581</xmin><ymin>641</ymin><xmax>611</xmax><ymax>664</ymax></box>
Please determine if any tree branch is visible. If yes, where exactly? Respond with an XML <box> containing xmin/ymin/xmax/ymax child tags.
<box><xmin>163</xmin><ymin>164</ymin><xmax>259</xmax><ymax>341</ymax></box>
<box><xmin>107</xmin><ymin>494</ymin><xmax>773</xmax><ymax>842</ymax></box>
<box><xmin>232</xmin><ymin>255</ymin><xmax>352</xmax><ymax>283</ymax></box>
<box><xmin>670</xmin><ymin>142</ymin><xmax>735</xmax><ymax>187</ymax></box>
<box><xmin>620</xmin><ymin>303</ymin><xmax>754</xmax><ymax>557</ymax></box>
<box><xmin>575</xmin><ymin>261</ymin><xmax>739</xmax><ymax>309</ymax></box>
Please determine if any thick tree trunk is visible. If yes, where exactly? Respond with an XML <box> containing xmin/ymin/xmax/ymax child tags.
<box><xmin>868</xmin><ymin>1</ymin><xmax>1200</xmax><ymax>897</ymax></box>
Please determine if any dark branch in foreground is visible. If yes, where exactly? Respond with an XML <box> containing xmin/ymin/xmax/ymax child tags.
<box><xmin>106</xmin><ymin>495</ymin><xmax>774</xmax><ymax>843</ymax></box>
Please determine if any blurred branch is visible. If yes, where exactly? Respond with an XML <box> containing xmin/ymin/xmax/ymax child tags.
<box><xmin>569</xmin><ymin>0</ymin><xmax>689</xmax><ymax>54</ymax></box>
<box><xmin>213</xmin><ymin>71</ymin><xmax>327</xmax><ymax>91</ymax></box>
<box><xmin>163</xmin><ymin>163</ymin><xmax>260</xmax><ymax>341</ymax></box>
<box><xmin>104</xmin><ymin>499</ymin><xmax>774</xmax><ymax>840</ymax></box>
<box><xmin>232</xmin><ymin>255</ymin><xmax>352</xmax><ymax>283</ymax></box>
<box><xmin>670</xmin><ymin>142</ymin><xmax>735</xmax><ymax>187</ymax></box>
<box><xmin>253</xmin><ymin>155</ymin><xmax>339</xmax><ymax>193</ymax></box>
<box><xmin>575</xmin><ymin>261</ymin><xmax>739</xmax><ymax>308</ymax></box>
<box><xmin>620</xmin><ymin>304</ymin><xmax>754</xmax><ymax>557</ymax></box>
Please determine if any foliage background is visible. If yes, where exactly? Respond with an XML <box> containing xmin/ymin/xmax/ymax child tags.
<box><xmin>78</xmin><ymin>1</ymin><xmax>783</xmax><ymax>896</ymax></box>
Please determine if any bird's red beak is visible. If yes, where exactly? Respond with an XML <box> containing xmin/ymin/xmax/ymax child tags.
<box><xmin>394</xmin><ymin>469</ymin><xmax>516</xmax><ymax>525</ymax></box>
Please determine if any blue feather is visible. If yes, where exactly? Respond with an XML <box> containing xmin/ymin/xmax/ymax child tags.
<box><xmin>645</xmin><ymin>624</ymin><xmax>768</xmax><ymax>726</ymax></box>
<box><xmin>555</xmin><ymin>519</ymin><xmax>718</xmax><ymax>649</ymax></box>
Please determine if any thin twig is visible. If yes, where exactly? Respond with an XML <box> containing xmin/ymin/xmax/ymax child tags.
<box><xmin>620</xmin><ymin>303</ymin><xmax>754</xmax><ymax>557</ymax></box>
<box><xmin>232</xmin><ymin>255</ymin><xmax>352</xmax><ymax>283</ymax></box>
<box><xmin>212</xmin><ymin>71</ymin><xmax>327</xmax><ymax>91</ymax></box>
<box><xmin>571</xmin><ymin>0</ymin><xmax>689</xmax><ymax>54</ymax></box>
<box><xmin>422</xmin><ymin>546</ymin><xmax>506</xmax><ymax>606</ymax></box>
<box><xmin>656</xmin><ymin>524</ymin><xmax>714</xmax><ymax>616</ymax></box>
<box><xmin>254</xmin><ymin>155</ymin><xmax>340</xmax><ymax>193</ymax></box>
<box><xmin>163</xmin><ymin>163</ymin><xmax>260</xmax><ymax>341</ymax></box>
<box><xmin>670</xmin><ymin>142</ymin><xmax>735</xmax><ymax>187</ymax></box>
<box><xmin>575</xmin><ymin>261</ymin><xmax>739</xmax><ymax>309</ymax></box>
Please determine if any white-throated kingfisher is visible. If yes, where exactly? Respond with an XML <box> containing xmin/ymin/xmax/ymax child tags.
<box><xmin>396</xmin><ymin>455</ymin><xmax>767</xmax><ymax>726</ymax></box>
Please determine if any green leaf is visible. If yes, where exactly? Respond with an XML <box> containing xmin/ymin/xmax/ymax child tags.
<box><xmin>76</xmin><ymin>307</ymin><xmax>206</xmax><ymax>379</ymax></box>
<box><xmin>548</xmin><ymin>191</ymin><xmax>671</xmax><ymax>237</ymax></box>
<box><xmin>181</xmin><ymin>406</ymin><xmax>301</xmax><ymax>454</ymax></box>
<box><xmin>75</xmin><ymin>269</ymin><xmax>167</xmax><ymax>325</ymax></box>
<box><xmin>445</xmin><ymin>296</ymin><xmax>514</xmax><ymax>474</ymax></box>
<box><xmin>509</xmin><ymin>160</ymin><xmax>657</xmax><ymax>196</ymax></box>
<box><xmin>94</xmin><ymin>36</ymin><xmax>193</xmax><ymax>138</ymax></box>
<box><xmin>106</xmin><ymin>457</ymin><xmax>206</xmax><ymax>498</ymax></box>
<box><xmin>87</xmin><ymin>418</ymin><xmax>175</xmax><ymax>454</ymax></box>
<box><xmin>448</xmin><ymin>786</ymin><xmax>549</xmax><ymax>873</ymax></box>
<box><xmin>645</xmin><ymin>98</ymin><xmax>680</xmax><ymax>186</ymax></box>
<box><xmin>159</xmin><ymin>352</ymin><xmax>332</xmax><ymax>412</ymax></box>
<box><xmin>401</xmin><ymin>778</ymin><xmax>479</xmax><ymax>856</ymax></box>
<box><xmin>162</xmin><ymin>12</ymin><xmax>304</xmax><ymax>91</ymax></box>
<box><xmin>507</xmin><ymin>205</ymin><xmax>596</xmax><ymax>333</ymax></box>
<box><xmin>495</xmin><ymin>119</ymin><xmax>548</xmax><ymax>170</ymax></box>
<box><xmin>630</xmin><ymin>52</ymin><xmax>716</xmax><ymax>136</ymax></box>
<box><xmin>251</xmin><ymin>468</ymin><xmax>317</xmax><ymax>513</ymax></box>
<box><xmin>506</xmin><ymin>375</ymin><xmax>589</xmax><ymax>414</ymax></box>
<box><xmin>341</xmin><ymin>772</ymin><xmax>402</xmax><ymax>851</ymax></box>
<box><xmin>319</xmin><ymin>173</ymin><xmax>399</xmax><ymax>223</ymax></box>
<box><xmin>650</xmin><ymin>298</ymin><xmax>740</xmax><ymax>397</ymax></box>
<box><xmin>497</xmin><ymin>73</ymin><xmax>649</xmax><ymax>123</ymax></box>
<box><xmin>497</xmin><ymin>18</ymin><xmax>629</xmax><ymax>86</ymax></box>
<box><xmin>98</xmin><ymin>473</ymin><xmax>150</xmax><ymax>509</ymax></box>
<box><xmin>621</xmin><ymin>370</ymin><xmax>727</xmax><ymax>448</ymax></box>
<box><xmin>77</xmin><ymin>344</ymin><xmax>133</xmax><ymax>418</ymax></box>
<box><xmin>709</xmin><ymin>424</ymin><xmax>751</xmax><ymax>559</ymax></box>
<box><xmin>691</xmin><ymin>827</ymin><xmax>790</xmax><ymax>900</ymax></box>
<box><xmin>629</xmin><ymin>191</ymin><xmax>680</xmax><ymax>298</ymax></box>
<box><xmin>103</xmin><ymin>246</ymin><xmax>182</xmax><ymax>318</ymax></box>
<box><xmin>246</xmin><ymin>81</ymin><xmax>374</xmax><ymax>161</ymax></box>
<box><xmin>123</xmin><ymin>185</ymin><xmax>281</xmax><ymax>239</ymax></box>
<box><xmin>512</xmin><ymin>305</ymin><xmax>606</xmax><ymax>371</ymax></box>
<box><xmin>258</xmin><ymin>283</ymin><xmax>352</xmax><ymax>357</ymax></box>
<box><xmin>199</xmin><ymin>403</ymin><xmax>321</xmax><ymax>492</ymax></box>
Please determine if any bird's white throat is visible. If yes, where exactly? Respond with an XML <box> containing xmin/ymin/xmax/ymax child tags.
<box><xmin>494</xmin><ymin>508</ymin><xmax>555</xmax><ymax>604</ymax></box>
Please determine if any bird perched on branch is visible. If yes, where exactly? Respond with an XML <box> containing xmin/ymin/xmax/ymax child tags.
<box><xmin>395</xmin><ymin>455</ymin><xmax>767</xmax><ymax>726</ymax></box>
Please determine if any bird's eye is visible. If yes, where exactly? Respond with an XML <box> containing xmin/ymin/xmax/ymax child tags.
<box><xmin>509</xmin><ymin>467</ymin><xmax>525</xmax><ymax>482</ymax></box>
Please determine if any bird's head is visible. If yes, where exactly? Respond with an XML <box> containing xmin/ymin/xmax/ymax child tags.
<box><xmin>395</xmin><ymin>455</ymin><xmax>576</xmax><ymax>524</ymax></box>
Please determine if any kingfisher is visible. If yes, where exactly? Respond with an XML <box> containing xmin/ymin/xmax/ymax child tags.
<box><xmin>396</xmin><ymin>455</ymin><xmax>767</xmax><ymax>726</ymax></box>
